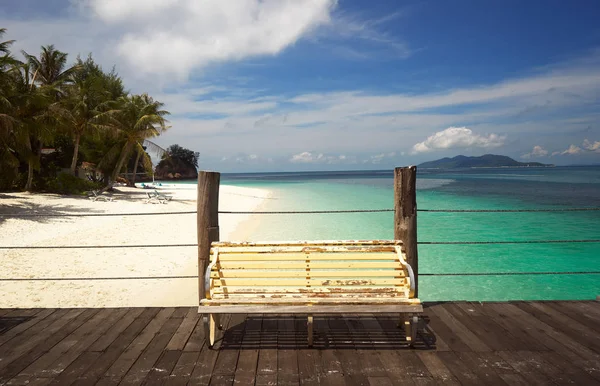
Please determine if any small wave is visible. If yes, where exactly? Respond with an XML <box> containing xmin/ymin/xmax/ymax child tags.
<box><xmin>418</xmin><ymin>179</ymin><xmax>455</xmax><ymax>189</ymax></box>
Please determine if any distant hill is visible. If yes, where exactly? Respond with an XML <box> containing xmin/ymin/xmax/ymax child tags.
<box><xmin>418</xmin><ymin>154</ymin><xmax>554</xmax><ymax>169</ymax></box>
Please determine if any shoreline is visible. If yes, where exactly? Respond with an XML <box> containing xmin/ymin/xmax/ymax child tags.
<box><xmin>0</xmin><ymin>184</ymin><xmax>272</xmax><ymax>308</ymax></box>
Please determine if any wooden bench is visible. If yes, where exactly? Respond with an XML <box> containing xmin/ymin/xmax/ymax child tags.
<box><xmin>199</xmin><ymin>240</ymin><xmax>422</xmax><ymax>347</ymax></box>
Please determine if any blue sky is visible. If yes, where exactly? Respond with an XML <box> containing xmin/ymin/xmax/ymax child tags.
<box><xmin>2</xmin><ymin>0</ymin><xmax>600</xmax><ymax>171</ymax></box>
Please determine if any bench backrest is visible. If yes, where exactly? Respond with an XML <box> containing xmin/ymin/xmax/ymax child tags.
<box><xmin>204</xmin><ymin>240</ymin><xmax>415</xmax><ymax>301</ymax></box>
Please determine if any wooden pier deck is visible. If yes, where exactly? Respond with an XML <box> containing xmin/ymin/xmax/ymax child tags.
<box><xmin>0</xmin><ymin>301</ymin><xmax>599</xmax><ymax>385</ymax></box>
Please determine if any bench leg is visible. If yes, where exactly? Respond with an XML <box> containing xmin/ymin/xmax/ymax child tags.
<box><xmin>203</xmin><ymin>314</ymin><xmax>217</xmax><ymax>348</ymax></box>
<box><xmin>403</xmin><ymin>314</ymin><xmax>412</xmax><ymax>345</ymax></box>
<box><xmin>307</xmin><ymin>315</ymin><xmax>314</xmax><ymax>347</ymax></box>
<box><xmin>402</xmin><ymin>314</ymin><xmax>419</xmax><ymax>347</ymax></box>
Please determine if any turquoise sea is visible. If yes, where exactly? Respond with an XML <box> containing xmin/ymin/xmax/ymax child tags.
<box><xmin>210</xmin><ymin>167</ymin><xmax>600</xmax><ymax>302</ymax></box>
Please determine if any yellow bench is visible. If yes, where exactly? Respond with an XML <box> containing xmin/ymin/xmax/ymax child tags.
<box><xmin>199</xmin><ymin>240</ymin><xmax>422</xmax><ymax>347</ymax></box>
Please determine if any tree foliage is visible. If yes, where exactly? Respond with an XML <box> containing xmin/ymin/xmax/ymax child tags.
<box><xmin>0</xmin><ymin>28</ymin><xmax>171</xmax><ymax>192</ymax></box>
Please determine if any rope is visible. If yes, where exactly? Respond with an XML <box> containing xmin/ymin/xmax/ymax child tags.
<box><xmin>0</xmin><ymin>275</ymin><xmax>198</xmax><ymax>281</ymax></box>
<box><xmin>219</xmin><ymin>209</ymin><xmax>394</xmax><ymax>214</ymax></box>
<box><xmin>419</xmin><ymin>240</ymin><xmax>600</xmax><ymax>245</ymax></box>
<box><xmin>4</xmin><ymin>239</ymin><xmax>600</xmax><ymax>250</ymax></box>
<box><xmin>418</xmin><ymin>208</ymin><xmax>600</xmax><ymax>213</ymax></box>
<box><xmin>421</xmin><ymin>271</ymin><xmax>600</xmax><ymax>276</ymax></box>
<box><xmin>2</xmin><ymin>272</ymin><xmax>597</xmax><ymax>282</ymax></box>
<box><xmin>2</xmin><ymin>207</ymin><xmax>599</xmax><ymax>218</ymax></box>
<box><xmin>0</xmin><ymin>244</ymin><xmax>198</xmax><ymax>250</ymax></box>
<box><xmin>0</xmin><ymin>211</ymin><xmax>197</xmax><ymax>218</ymax></box>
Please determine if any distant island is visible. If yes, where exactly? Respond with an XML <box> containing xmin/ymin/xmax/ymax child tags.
<box><xmin>418</xmin><ymin>154</ymin><xmax>554</xmax><ymax>169</ymax></box>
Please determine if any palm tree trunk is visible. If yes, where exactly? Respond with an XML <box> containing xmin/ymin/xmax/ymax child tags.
<box><xmin>25</xmin><ymin>141</ymin><xmax>42</xmax><ymax>192</ymax></box>
<box><xmin>129</xmin><ymin>148</ymin><xmax>142</xmax><ymax>187</ymax></box>
<box><xmin>25</xmin><ymin>161</ymin><xmax>34</xmax><ymax>191</ymax></box>
<box><xmin>70</xmin><ymin>132</ymin><xmax>81</xmax><ymax>175</ymax></box>
<box><xmin>111</xmin><ymin>142</ymin><xmax>132</xmax><ymax>183</ymax></box>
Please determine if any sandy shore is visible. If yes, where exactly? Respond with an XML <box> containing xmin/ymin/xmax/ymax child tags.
<box><xmin>0</xmin><ymin>184</ymin><xmax>271</xmax><ymax>308</ymax></box>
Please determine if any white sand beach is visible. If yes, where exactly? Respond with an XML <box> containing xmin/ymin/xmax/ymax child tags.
<box><xmin>0</xmin><ymin>184</ymin><xmax>271</xmax><ymax>308</ymax></box>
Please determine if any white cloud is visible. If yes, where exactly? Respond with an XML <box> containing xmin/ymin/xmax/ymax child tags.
<box><xmin>583</xmin><ymin>139</ymin><xmax>600</xmax><ymax>152</ymax></box>
<box><xmin>521</xmin><ymin>145</ymin><xmax>549</xmax><ymax>159</ymax></box>
<box><xmin>412</xmin><ymin>127</ymin><xmax>505</xmax><ymax>154</ymax></box>
<box><xmin>558</xmin><ymin>145</ymin><xmax>584</xmax><ymax>155</ymax></box>
<box><xmin>552</xmin><ymin>139</ymin><xmax>600</xmax><ymax>156</ymax></box>
<box><xmin>81</xmin><ymin>0</ymin><xmax>336</xmax><ymax>78</ymax></box>
<box><xmin>289</xmin><ymin>151</ymin><xmax>357</xmax><ymax>164</ymax></box>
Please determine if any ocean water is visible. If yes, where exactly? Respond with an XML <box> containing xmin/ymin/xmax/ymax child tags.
<box><xmin>200</xmin><ymin>166</ymin><xmax>599</xmax><ymax>302</ymax></box>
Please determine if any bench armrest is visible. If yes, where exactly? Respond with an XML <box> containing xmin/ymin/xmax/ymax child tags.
<box><xmin>204</xmin><ymin>247</ymin><xmax>219</xmax><ymax>300</ymax></box>
<box><xmin>395</xmin><ymin>247</ymin><xmax>416</xmax><ymax>298</ymax></box>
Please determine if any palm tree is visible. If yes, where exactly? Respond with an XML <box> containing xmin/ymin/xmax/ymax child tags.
<box><xmin>8</xmin><ymin>63</ymin><xmax>54</xmax><ymax>191</ymax></box>
<box><xmin>21</xmin><ymin>45</ymin><xmax>78</xmax><ymax>94</ymax></box>
<box><xmin>97</xmin><ymin>94</ymin><xmax>169</xmax><ymax>184</ymax></box>
<box><xmin>0</xmin><ymin>28</ymin><xmax>19</xmax><ymax>187</ymax></box>
<box><xmin>60</xmin><ymin>73</ymin><xmax>107</xmax><ymax>174</ymax></box>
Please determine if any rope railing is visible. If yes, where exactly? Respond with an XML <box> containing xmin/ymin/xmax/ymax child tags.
<box><xmin>420</xmin><ymin>271</ymin><xmax>600</xmax><ymax>276</ymax></box>
<box><xmin>2</xmin><ymin>271</ymin><xmax>598</xmax><ymax>283</ymax></box>
<box><xmin>0</xmin><ymin>275</ymin><xmax>198</xmax><ymax>281</ymax></box>
<box><xmin>2</xmin><ymin>239</ymin><xmax>600</xmax><ymax>250</ymax></box>
<box><xmin>1</xmin><ymin>207</ymin><xmax>599</xmax><ymax>217</ymax></box>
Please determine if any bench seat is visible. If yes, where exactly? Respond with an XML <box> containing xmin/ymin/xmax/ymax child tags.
<box><xmin>199</xmin><ymin>240</ymin><xmax>422</xmax><ymax>347</ymax></box>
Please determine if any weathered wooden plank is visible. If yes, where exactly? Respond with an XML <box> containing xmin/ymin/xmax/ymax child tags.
<box><xmin>496</xmin><ymin>303</ymin><xmax>600</xmax><ymax>380</ymax></box>
<box><xmin>296</xmin><ymin>349</ymin><xmax>322</xmax><ymax>386</ymax></box>
<box><xmin>0</xmin><ymin>309</ymin><xmax>97</xmax><ymax>384</ymax></box>
<box><xmin>319</xmin><ymin>348</ymin><xmax>346</xmax><ymax>386</ymax></box>
<box><xmin>496</xmin><ymin>351</ymin><xmax>555</xmax><ymax>386</ymax></box>
<box><xmin>233</xmin><ymin>345</ymin><xmax>259</xmax><ymax>384</ymax></box>
<box><xmin>257</xmin><ymin>315</ymin><xmax>278</xmax><ymax>382</ymax></box>
<box><xmin>70</xmin><ymin>308</ymin><xmax>160</xmax><ymax>385</ymax></box>
<box><xmin>166</xmin><ymin>308</ymin><xmax>199</xmax><ymax>351</ymax></box>
<box><xmin>540</xmin><ymin>350</ymin><xmax>600</xmax><ymax>384</ymax></box>
<box><xmin>169</xmin><ymin>351</ymin><xmax>200</xmax><ymax>385</ymax></box>
<box><xmin>211</xmin><ymin>288</ymin><xmax>409</xmax><ymax>297</ymax></box>
<box><xmin>215</xmin><ymin>252</ymin><xmax>400</xmax><ymax>261</ymax></box>
<box><xmin>199</xmin><ymin>305</ymin><xmax>422</xmax><ymax>314</ymax></box>
<box><xmin>212</xmin><ymin>314</ymin><xmax>245</xmax><ymax>379</ymax></box>
<box><xmin>12</xmin><ymin>308</ymin><xmax>126</xmax><ymax>384</ymax></box>
<box><xmin>212</xmin><ymin>278</ymin><xmax>408</xmax><ymax>287</ymax></box>
<box><xmin>415</xmin><ymin>352</ymin><xmax>461</xmax><ymax>385</ymax></box>
<box><xmin>213</xmin><ymin>239</ymin><xmax>403</xmax><ymax>249</ymax></box>
<box><xmin>515</xmin><ymin>301</ymin><xmax>600</xmax><ymax>353</ymax></box>
<box><xmin>187</xmin><ymin>340</ymin><xmax>219</xmax><ymax>385</ymax></box>
<box><xmin>455</xmin><ymin>352</ymin><xmax>508</xmax><ymax>385</ymax></box>
<box><xmin>98</xmin><ymin>308</ymin><xmax>175</xmax><ymax>382</ymax></box>
<box><xmin>0</xmin><ymin>309</ymin><xmax>70</xmax><ymax>359</ymax></box>
<box><xmin>423</xmin><ymin>307</ymin><xmax>472</xmax><ymax>352</ymax></box>
<box><xmin>87</xmin><ymin>308</ymin><xmax>146</xmax><ymax>352</ymax></box>
<box><xmin>470</xmin><ymin>303</ymin><xmax>548</xmax><ymax>351</ymax></box>
<box><xmin>456</xmin><ymin>303</ymin><xmax>523</xmax><ymax>351</ymax></box>
<box><xmin>0</xmin><ymin>309</ymin><xmax>55</xmax><ymax>349</ymax></box>
<box><xmin>444</xmin><ymin>303</ymin><xmax>514</xmax><ymax>352</ymax></box>
<box><xmin>210</xmin><ymin>287</ymin><xmax>408</xmax><ymax>304</ymax></box>
<box><xmin>437</xmin><ymin>351</ymin><xmax>483</xmax><ymax>385</ymax></box>
<box><xmin>544</xmin><ymin>301</ymin><xmax>600</xmax><ymax>334</ymax></box>
<box><xmin>142</xmin><ymin>350</ymin><xmax>181</xmax><ymax>386</ymax></box>
<box><xmin>216</xmin><ymin>261</ymin><xmax>402</xmax><ymax>269</ymax></box>
<box><xmin>48</xmin><ymin>352</ymin><xmax>102</xmax><ymax>386</ymax></box>
<box><xmin>500</xmin><ymin>303</ymin><xmax>600</xmax><ymax>359</ymax></box>
<box><xmin>432</xmin><ymin>304</ymin><xmax>491</xmax><ymax>352</ymax></box>
<box><xmin>118</xmin><ymin>313</ymin><xmax>183</xmax><ymax>385</ymax></box>
<box><xmin>203</xmin><ymin>297</ymin><xmax>419</xmax><ymax>304</ymax></box>
<box><xmin>211</xmin><ymin>269</ymin><xmax>406</xmax><ymax>278</ymax></box>
<box><xmin>277</xmin><ymin>316</ymin><xmax>300</xmax><ymax>385</ymax></box>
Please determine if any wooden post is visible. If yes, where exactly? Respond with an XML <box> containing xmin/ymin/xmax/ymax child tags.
<box><xmin>394</xmin><ymin>166</ymin><xmax>418</xmax><ymax>297</ymax></box>
<box><xmin>198</xmin><ymin>171</ymin><xmax>220</xmax><ymax>304</ymax></box>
